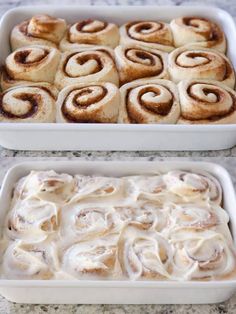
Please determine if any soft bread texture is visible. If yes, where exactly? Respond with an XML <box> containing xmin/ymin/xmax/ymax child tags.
<box><xmin>54</xmin><ymin>46</ymin><xmax>119</xmax><ymax>90</ymax></box>
<box><xmin>114</xmin><ymin>44</ymin><xmax>168</xmax><ymax>85</ymax></box>
<box><xmin>1</xmin><ymin>169</ymin><xmax>236</xmax><ymax>281</ymax></box>
<box><xmin>11</xmin><ymin>14</ymin><xmax>67</xmax><ymax>50</ymax></box>
<box><xmin>1</xmin><ymin>45</ymin><xmax>61</xmax><ymax>90</ymax></box>
<box><xmin>168</xmin><ymin>47</ymin><xmax>235</xmax><ymax>88</ymax></box>
<box><xmin>118</xmin><ymin>78</ymin><xmax>180</xmax><ymax>124</ymax></box>
<box><xmin>120</xmin><ymin>21</ymin><xmax>174</xmax><ymax>52</ymax></box>
<box><xmin>177</xmin><ymin>79</ymin><xmax>236</xmax><ymax>124</ymax></box>
<box><xmin>0</xmin><ymin>83</ymin><xmax>58</xmax><ymax>123</ymax></box>
<box><xmin>56</xmin><ymin>82</ymin><xmax>120</xmax><ymax>123</ymax></box>
<box><xmin>170</xmin><ymin>17</ymin><xmax>226</xmax><ymax>53</ymax></box>
<box><xmin>60</xmin><ymin>19</ymin><xmax>120</xmax><ymax>51</ymax></box>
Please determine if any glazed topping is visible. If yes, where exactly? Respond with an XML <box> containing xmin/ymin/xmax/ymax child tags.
<box><xmin>1</xmin><ymin>170</ymin><xmax>236</xmax><ymax>281</ymax></box>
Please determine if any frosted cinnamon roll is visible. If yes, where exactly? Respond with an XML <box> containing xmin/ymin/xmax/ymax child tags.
<box><xmin>163</xmin><ymin>170</ymin><xmax>222</xmax><ymax>204</ymax></box>
<box><xmin>171</xmin><ymin>230</ymin><xmax>236</xmax><ymax>280</ymax></box>
<box><xmin>0</xmin><ymin>84</ymin><xmax>57</xmax><ymax>123</ymax></box>
<box><xmin>114</xmin><ymin>45</ymin><xmax>168</xmax><ymax>85</ymax></box>
<box><xmin>120</xmin><ymin>21</ymin><xmax>174</xmax><ymax>52</ymax></box>
<box><xmin>170</xmin><ymin>17</ymin><xmax>226</xmax><ymax>53</ymax></box>
<box><xmin>11</xmin><ymin>14</ymin><xmax>67</xmax><ymax>50</ymax></box>
<box><xmin>56</xmin><ymin>82</ymin><xmax>120</xmax><ymax>123</ymax></box>
<box><xmin>1</xmin><ymin>45</ymin><xmax>61</xmax><ymax>90</ymax></box>
<box><xmin>60</xmin><ymin>19</ymin><xmax>119</xmax><ymax>51</ymax></box>
<box><xmin>1</xmin><ymin>241</ymin><xmax>58</xmax><ymax>279</ymax></box>
<box><xmin>118</xmin><ymin>79</ymin><xmax>180</xmax><ymax>124</ymax></box>
<box><xmin>13</xmin><ymin>170</ymin><xmax>77</xmax><ymax>205</ymax></box>
<box><xmin>60</xmin><ymin>205</ymin><xmax>119</xmax><ymax>243</ymax></box>
<box><xmin>168</xmin><ymin>203</ymin><xmax>229</xmax><ymax>232</ymax></box>
<box><xmin>117</xmin><ymin>224</ymin><xmax>173</xmax><ymax>280</ymax></box>
<box><xmin>168</xmin><ymin>47</ymin><xmax>235</xmax><ymax>88</ymax></box>
<box><xmin>5</xmin><ymin>199</ymin><xmax>59</xmax><ymax>242</ymax></box>
<box><xmin>54</xmin><ymin>47</ymin><xmax>119</xmax><ymax>90</ymax></box>
<box><xmin>61</xmin><ymin>237</ymin><xmax>117</xmax><ymax>279</ymax></box>
<box><xmin>178</xmin><ymin>80</ymin><xmax>236</xmax><ymax>124</ymax></box>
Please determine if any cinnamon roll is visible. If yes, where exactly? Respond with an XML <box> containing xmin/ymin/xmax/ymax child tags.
<box><xmin>168</xmin><ymin>47</ymin><xmax>235</xmax><ymax>88</ymax></box>
<box><xmin>0</xmin><ymin>83</ymin><xmax>57</xmax><ymax>123</ymax></box>
<box><xmin>1</xmin><ymin>241</ymin><xmax>58</xmax><ymax>279</ymax></box>
<box><xmin>1</xmin><ymin>45</ymin><xmax>61</xmax><ymax>90</ymax></box>
<box><xmin>61</xmin><ymin>237</ymin><xmax>117</xmax><ymax>279</ymax></box>
<box><xmin>162</xmin><ymin>170</ymin><xmax>222</xmax><ymax>204</ymax></box>
<box><xmin>120</xmin><ymin>21</ymin><xmax>174</xmax><ymax>52</ymax></box>
<box><xmin>170</xmin><ymin>17</ymin><xmax>226</xmax><ymax>53</ymax></box>
<box><xmin>13</xmin><ymin>170</ymin><xmax>77</xmax><ymax>204</ymax></box>
<box><xmin>56</xmin><ymin>82</ymin><xmax>120</xmax><ymax>123</ymax></box>
<box><xmin>60</xmin><ymin>19</ymin><xmax>119</xmax><ymax>51</ymax></box>
<box><xmin>117</xmin><ymin>224</ymin><xmax>173</xmax><ymax>280</ymax></box>
<box><xmin>11</xmin><ymin>14</ymin><xmax>67</xmax><ymax>50</ymax></box>
<box><xmin>177</xmin><ymin>80</ymin><xmax>236</xmax><ymax>124</ymax></box>
<box><xmin>118</xmin><ymin>78</ymin><xmax>180</xmax><ymax>124</ymax></box>
<box><xmin>5</xmin><ymin>198</ymin><xmax>60</xmax><ymax>243</ymax></box>
<box><xmin>114</xmin><ymin>45</ymin><xmax>168</xmax><ymax>85</ymax></box>
<box><xmin>54</xmin><ymin>47</ymin><xmax>119</xmax><ymax>90</ymax></box>
<box><xmin>171</xmin><ymin>230</ymin><xmax>236</xmax><ymax>280</ymax></box>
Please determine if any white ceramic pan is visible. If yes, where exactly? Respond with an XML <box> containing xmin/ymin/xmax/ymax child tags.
<box><xmin>0</xmin><ymin>6</ymin><xmax>236</xmax><ymax>151</ymax></box>
<box><xmin>0</xmin><ymin>160</ymin><xmax>236</xmax><ymax>304</ymax></box>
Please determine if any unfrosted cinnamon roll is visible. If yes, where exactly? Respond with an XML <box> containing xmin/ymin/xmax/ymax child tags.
<box><xmin>171</xmin><ymin>230</ymin><xmax>236</xmax><ymax>280</ymax></box>
<box><xmin>0</xmin><ymin>83</ymin><xmax>57</xmax><ymax>123</ymax></box>
<box><xmin>54</xmin><ymin>46</ymin><xmax>119</xmax><ymax>90</ymax></box>
<box><xmin>5</xmin><ymin>198</ymin><xmax>60</xmax><ymax>242</ymax></box>
<box><xmin>114</xmin><ymin>45</ymin><xmax>168</xmax><ymax>85</ymax></box>
<box><xmin>177</xmin><ymin>79</ymin><xmax>236</xmax><ymax>124</ymax></box>
<box><xmin>170</xmin><ymin>17</ymin><xmax>226</xmax><ymax>53</ymax></box>
<box><xmin>2</xmin><ymin>241</ymin><xmax>58</xmax><ymax>279</ymax></box>
<box><xmin>163</xmin><ymin>170</ymin><xmax>222</xmax><ymax>204</ymax></box>
<box><xmin>1</xmin><ymin>45</ymin><xmax>61</xmax><ymax>90</ymax></box>
<box><xmin>56</xmin><ymin>82</ymin><xmax>120</xmax><ymax>123</ymax></box>
<box><xmin>60</xmin><ymin>19</ymin><xmax>119</xmax><ymax>51</ymax></box>
<box><xmin>61</xmin><ymin>237</ymin><xmax>117</xmax><ymax>279</ymax></box>
<box><xmin>168</xmin><ymin>47</ymin><xmax>235</xmax><ymax>88</ymax></box>
<box><xmin>117</xmin><ymin>224</ymin><xmax>173</xmax><ymax>280</ymax></box>
<box><xmin>118</xmin><ymin>78</ymin><xmax>180</xmax><ymax>124</ymax></box>
<box><xmin>120</xmin><ymin>21</ymin><xmax>174</xmax><ymax>52</ymax></box>
<box><xmin>13</xmin><ymin>170</ymin><xmax>77</xmax><ymax>204</ymax></box>
<box><xmin>11</xmin><ymin>14</ymin><xmax>67</xmax><ymax>50</ymax></box>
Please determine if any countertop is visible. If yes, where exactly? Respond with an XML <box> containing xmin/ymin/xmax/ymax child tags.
<box><xmin>0</xmin><ymin>0</ymin><xmax>236</xmax><ymax>313</ymax></box>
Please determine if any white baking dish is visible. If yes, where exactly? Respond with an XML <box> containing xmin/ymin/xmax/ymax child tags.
<box><xmin>0</xmin><ymin>6</ymin><xmax>236</xmax><ymax>151</ymax></box>
<box><xmin>0</xmin><ymin>160</ymin><xmax>236</xmax><ymax>304</ymax></box>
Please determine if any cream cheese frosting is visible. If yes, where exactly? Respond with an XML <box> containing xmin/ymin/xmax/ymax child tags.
<box><xmin>1</xmin><ymin>169</ymin><xmax>236</xmax><ymax>281</ymax></box>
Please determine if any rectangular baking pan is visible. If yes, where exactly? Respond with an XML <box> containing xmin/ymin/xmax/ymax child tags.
<box><xmin>0</xmin><ymin>5</ymin><xmax>236</xmax><ymax>151</ymax></box>
<box><xmin>0</xmin><ymin>160</ymin><xmax>236</xmax><ymax>304</ymax></box>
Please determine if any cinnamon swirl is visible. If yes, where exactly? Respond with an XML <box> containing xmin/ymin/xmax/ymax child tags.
<box><xmin>168</xmin><ymin>47</ymin><xmax>235</xmax><ymax>88</ymax></box>
<box><xmin>120</xmin><ymin>21</ymin><xmax>174</xmax><ymax>52</ymax></box>
<box><xmin>118</xmin><ymin>78</ymin><xmax>180</xmax><ymax>124</ymax></box>
<box><xmin>170</xmin><ymin>17</ymin><xmax>226</xmax><ymax>53</ymax></box>
<box><xmin>177</xmin><ymin>79</ymin><xmax>236</xmax><ymax>124</ymax></box>
<box><xmin>1</xmin><ymin>45</ymin><xmax>61</xmax><ymax>90</ymax></box>
<box><xmin>54</xmin><ymin>46</ymin><xmax>119</xmax><ymax>90</ymax></box>
<box><xmin>0</xmin><ymin>83</ymin><xmax>57</xmax><ymax>123</ymax></box>
<box><xmin>56</xmin><ymin>82</ymin><xmax>120</xmax><ymax>123</ymax></box>
<box><xmin>60</xmin><ymin>19</ymin><xmax>119</xmax><ymax>51</ymax></box>
<box><xmin>114</xmin><ymin>45</ymin><xmax>168</xmax><ymax>85</ymax></box>
<box><xmin>11</xmin><ymin>14</ymin><xmax>67</xmax><ymax>50</ymax></box>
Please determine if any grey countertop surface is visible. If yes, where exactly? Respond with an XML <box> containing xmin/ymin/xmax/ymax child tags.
<box><xmin>1</xmin><ymin>0</ymin><xmax>236</xmax><ymax>313</ymax></box>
